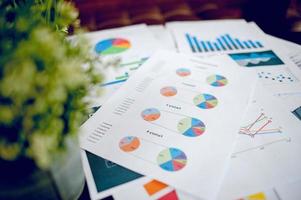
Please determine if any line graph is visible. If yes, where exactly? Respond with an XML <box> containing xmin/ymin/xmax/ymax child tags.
<box><xmin>239</xmin><ymin>112</ymin><xmax>282</xmax><ymax>137</ymax></box>
<box><xmin>233</xmin><ymin>103</ymin><xmax>290</xmax><ymax>156</ymax></box>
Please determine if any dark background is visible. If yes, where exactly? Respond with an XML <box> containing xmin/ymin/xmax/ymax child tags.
<box><xmin>73</xmin><ymin>0</ymin><xmax>301</xmax><ymax>44</ymax></box>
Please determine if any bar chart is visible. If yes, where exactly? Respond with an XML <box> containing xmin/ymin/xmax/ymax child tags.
<box><xmin>185</xmin><ymin>33</ymin><xmax>264</xmax><ymax>53</ymax></box>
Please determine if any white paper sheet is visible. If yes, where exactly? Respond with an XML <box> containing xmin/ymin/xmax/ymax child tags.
<box><xmin>266</xmin><ymin>34</ymin><xmax>301</xmax><ymax>71</ymax></box>
<box><xmin>80</xmin><ymin>50</ymin><xmax>255</xmax><ymax>199</ymax></box>
<box><xmin>275</xmin><ymin>178</ymin><xmax>301</xmax><ymax>200</ymax></box>
<box><xmin>81</xmin><ymin>24</ymin><xmax>162</xmax><ymax>106</ymax></box>
<box><xmin>148</xmin><ymin>25</ymin><xmax>177</xmax><ymax>51</ymax></box>
<box><xmin>166</xmin><ymin>20</ymin><xmax>271</xmax><ymax>56</ymax></box>
<box><xmin>217</xmin><ymin>86</ymin><xmax>301</xmax><ymax>199</ymax></box>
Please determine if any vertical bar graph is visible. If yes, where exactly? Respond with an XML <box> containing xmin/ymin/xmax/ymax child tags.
<box><xmin>213</xmin><ymin>42</ymin><xmax>221</xmax><ymax>51</ymax></box>
<box><xmin>243</xmin><ymin>41</ymin><xmax>251</xmax><ymax>48</ymax></box>
<box><xmin>226</xmin><ymin>34</ymin><xmax>238</xmax><ymax>49</ymax></box>
<box><xmin>185</xmin><ymin>33</ymin><xmax>196</xmax><ymax>52</ymax></box>
<box><xmin>217</xmin><ymin>38</ymin><xmax>226</xmax><ymax>50</ymax></box>
<box><xmin>200</xmin><ymin>41</ymin><xmax>208</xmax><ymax>52</ymax></box>
<box><xmin>185</xmin><ymin>33</ymin><xmax>264</xmax><ymax>53</ymax></box>
<box><xmin>206</xmin><ymin>41</ymin><xmax>214</xmax><ymax>51</ymax></box>
<box><xmin>192</xmin><ymin>36</ymin><xmax>202</xmax><ymax>52</ymax></box>
<box><xmin>256</xmin><ymin>41</ymin><xmax>263</xmax><ymax>48</ymax></box>
<box><xmin>248</xmin><ymin>40</ymin><xmax>257</xmax><ymax>48</ymax></box>
<box><xmin>235</xmin><ymin>39</ymin><xmax>245</xmax><ymax>49</ymax></box>
<box><xmin>221</xmin><ymin>35</ymin><xmax>233</xmax><ymax>50</ymax></box>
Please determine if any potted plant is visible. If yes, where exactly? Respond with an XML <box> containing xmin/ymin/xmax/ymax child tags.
<box><xmin>0</xmin><ymin>0</ymin><xmax>102</xmax><ymax>199</ymax></box>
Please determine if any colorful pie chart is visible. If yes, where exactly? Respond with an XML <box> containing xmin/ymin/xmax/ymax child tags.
<box><xmin>119</xmin><ymin>136</ymin><xmax>140</xmax><ymax>152</ymax></box>
<box><xmin>157</xmin><ymin>148</ymin><xmax>187</xmax><ymax>172</ymax></box>
<box><xmin>95</xmin><ymin>38</ymin><xmax>131</xmax><ymax>55</ymax></box>
<box><xmin>177</xmin><ymin>117</ymin><xmax>206</xmax><ymax>137</ymax></box>
<box><xmin>160</xmin><ymin>86</ymin><xmax>177</xmax><ymax>97</ymax></box>
<box><xmin>193</xmin><ymin>93</ymin><xmax>218</xmax><ymax>109</ymax></box>
<box><xmin>141</xmin><ymin>108</ymin><xmax>161</xmax><ymax>121</ymax></box>
<box><xmin>207</xmin><ymin>74</ymin><xmax>228</xmax><ymax>87</ymax></box>
<box><xmin>176</xmin><ymin>68</ymin><xmax>191</xmax><ymax>77</ymax></box>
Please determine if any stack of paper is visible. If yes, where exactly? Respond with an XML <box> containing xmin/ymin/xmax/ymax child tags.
<box><xmin>77</xmin><ymin>20</ymin><xmax>301</xmax><ymax>200</ymax></box>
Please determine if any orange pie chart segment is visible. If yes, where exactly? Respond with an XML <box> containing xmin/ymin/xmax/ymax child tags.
<box><xmin>119</xmin><ymin>136</ymin><xmax>140</xmax><ymax>152</ymax></box>
<box><xmin>160</xmin><ymin>86</ymin><xmax>177</xmax><ymax>97</ymax></box>
<box><xmin>141</xmin><ymin>108</ymin><xmax>161</xmax><ymax>121</ymax></box>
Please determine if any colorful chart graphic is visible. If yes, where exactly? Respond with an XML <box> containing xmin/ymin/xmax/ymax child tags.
<box><xmin>95</xmin><ymin>38</ymin><xmax>131</xmax><ymax>55</ymax></box>
<box><xmin>177</xmin><ymin>117</ymin><xmax>206</xmax><ymax>137</ymax></box>
<box><xmin>143</xmin><ymin>180</ymin><xmax>168</xmax><ymax>196</ymax></box>
<box><xmin>160</xmin><ymin>86</ymin><xmax>177</xmax><ymax>97</ymax></box>
<box><xmin>207</xmin><ymin>74</ymin><xmax>228</xmax><ymax>87</ymax></box>
<box><xmin>257</xmin><ymin>68</ymin><xmax>298</xmax><ymax>85</ymax></box>
<box><xmin>86</xmin><ymin>152</ymin><xmax>142</xmax><ymax>192</ymax></box>
<box><xmin>292</xmin><ymin>106</ymin><xmax>301</xmax><ymax>121</ymax></box>
<box><xmin>158</xmin><ymin>190</ymin><xmax>179</xmax><ymax>200</ymax></box>
<box><xmin>239</xmin><ymin>112</ymin><xmax>282</xmax><ymax>137</ymax></box>
<box><xmin>176</xmin><ymin>68</ymin><xmax>191</xmax><ymax>77</ymax></box>
<box><xmin>141</xmin><ymin>108</ymin><xmax>161</xmax><ymax>121</ymax></box>
<box><xmin>185</xmin><ymin>33</ymin><xmax>264</xmax><ymax>53</ymax></box>
<box><xmin>193</xmin><ymin>93</ymin><xmax>218</xmax><ymax>109</ymax></box>
<box><xmin>229</xmin><ymin>50</ymin><xmax>284</xmax><ymax>67</ymax></box>
<box><xmin>157</xmin><ymin>148</ymin><xmax>187</xmax><ymax>172</ymax></box>
<box><xmin>119</xmin><ymin>136</ymin><xmax>140</xmax><ymax>152</ymax></box>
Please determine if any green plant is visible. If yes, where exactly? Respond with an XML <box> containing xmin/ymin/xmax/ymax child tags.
<box><xmin>0</xmin><ymin>0</ymin><xmax>102</xmax><ymax>169</ymax></box>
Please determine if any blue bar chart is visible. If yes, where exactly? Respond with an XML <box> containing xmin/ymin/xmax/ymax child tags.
<box><xmin>185</xmin><ymin>33</ymin><xmax>264</xmax><ymax>53</ymax></box>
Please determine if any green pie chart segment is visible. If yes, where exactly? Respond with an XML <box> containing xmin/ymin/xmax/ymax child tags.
<box><xmin>193</xmin><ymin>93</ymin><xmax>218</xmax><ymax>109</ymax></box>
<box><xmin>141</xmin><ymin>108</ymin><xmax>161</xmax><ymax>121</ymax></box>
<box><xmin>176</xmin><ymin>68</ymin><xmax>191</xmax><ymax>77</ymax></box>
<box><xmin>207</xmin><ymin>74</ymin><xmax>228</xmax><ymax>87</ymax></box>
<box><xmin>177</xmin><ymin>117</ymin><xmax>206</xmax><ymax>137</ymax></box>
<box><xmin>95</xmin><ymin>38</ymin><xmax>131</xmax><ymax>55</ymax></box>
<box><xmin>157</xmin><ymin>148</ymin><xmax>187</xmax><ymax>172</ymax></box>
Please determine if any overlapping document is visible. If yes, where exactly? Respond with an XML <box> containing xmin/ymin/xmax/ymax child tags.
<box><xmin>80</xmin><ymin>50</ymin><xmax>256</xmax><ymax>199</ymax></box>
<box><xmin>78</xmin><ymin>20</ymin><xmax>301</xmax><ymax>200</ymax></box>
<box><xmin>82</xmin><ymin>24</ymin><xmax>165</xmax><ymax>106</ymax></box>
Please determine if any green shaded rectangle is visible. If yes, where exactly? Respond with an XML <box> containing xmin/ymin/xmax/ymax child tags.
<box><xmin>86</xmin><ymin>151</ymin><xmax>143</xmax><ymax>192</ymax></box>
<box><xmin>229</xmin><ymin>50</ymin><xmax>284</xmax><ymax>67</ymax></box>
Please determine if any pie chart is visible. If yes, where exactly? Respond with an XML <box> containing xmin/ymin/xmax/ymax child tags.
<box><xmin>207</xmin><ymin>74</ymin><xmax>228</xmax><ymax>87</ymax></box>
<box><xmin>193</xmin><ymin>93</ymin><xmax>218</xmax><ymax>109</ymax></box>
<box><xmin>160</xmin><ymin>86</ymin><xmax>177</xmax><ymax>97</ymax></box>
<box><xmin>176</xmin><ymin>68</ymin><xmax>191</xmax><ymax>77</ymax></box>
<box><xmin>177</xmin><ymin>117</ymin><xmax>206</xmax><ymax>137</ymax></box>
<box><xmin>119</xmin><ymin>136</ymin><xmax>140</xmax><ymax>152</ymax></box>
<box><xmin>95</xmin><ymin>38</ymin><xmax>131</xmax><ymax>55</ymax></box>
<box><xmin>157</xmin><ymin>148</ymin><xmax>187</xmax><ymax>172</ymax></box>
<box><xmin>141</xmin><ymin>108</ymin><xmax>161</xmax><ymax>121</ymax></box>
